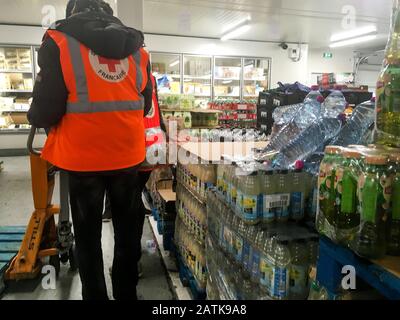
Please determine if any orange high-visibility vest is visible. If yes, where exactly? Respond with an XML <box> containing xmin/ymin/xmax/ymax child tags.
<box><xmin>140</xmin><ymin>75</ymin><xmax>166</xmax><ymax>171</ymax></box>
<box><xmin>41</xmin><ymin>30</ymin><xmax>149</xmax><ymax>172</ymax></box>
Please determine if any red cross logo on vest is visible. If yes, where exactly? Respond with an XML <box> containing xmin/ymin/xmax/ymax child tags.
<box><xmin>89</xmin><ymin>50</ymin><xmax>129</xmax><ymax>83</ymax></box>
<box><xmin>98</xmin><ymin>57</ymin><xmax>121</xmax><ymax>73</ymax></box>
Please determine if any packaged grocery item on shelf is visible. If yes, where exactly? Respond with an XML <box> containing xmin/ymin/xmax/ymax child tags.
<box><xmin>316</xmin><ymin>144</ymin><xmax>400</xmax><ymax>259</ymax></box>
<box><xmin>209</xmin><ymin>99</ymin><xmax>257</xmax><ymax>128</ymax></box>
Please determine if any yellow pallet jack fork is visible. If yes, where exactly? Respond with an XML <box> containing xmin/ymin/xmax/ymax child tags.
<box><xmin>6</xmin><ymin>126</ymin><xmax>76</xmax><ymax>281</ymax></box>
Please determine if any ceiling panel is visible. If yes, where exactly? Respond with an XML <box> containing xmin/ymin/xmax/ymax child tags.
<box><xmin>144</xmin><ymin>0</ymin><xmax>392</xmax><ymax>49</ymax></box>
<box><xmin>0</xmin><ymin>0</ymin><xmax>393</xmax><ymax>49</ymax></box>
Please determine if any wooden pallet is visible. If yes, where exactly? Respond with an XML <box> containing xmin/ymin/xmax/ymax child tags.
<box><xmin>317</xmin><ymin>236</ymin><xmax>400</xmax><ymax>300</ymax></box>
<box><xmin>0</xmin><ymin>226</ymin><xmax>26</xmax><ymax>296</ymax></box>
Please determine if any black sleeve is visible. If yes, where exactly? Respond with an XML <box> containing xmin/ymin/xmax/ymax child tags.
<box><xmin>27</xmin><ymin>37</ymin><xmax>68</xmax><ymax>129</ymax></box>
<box><xmin>142</xmin><ymin>61</ymin><xmax>153</xmax><ymax>117</ymax></box>
<box><xmin>154</xmin><ymin>81</ymin><xmax>167</xmax><ymax>133</ymax></box>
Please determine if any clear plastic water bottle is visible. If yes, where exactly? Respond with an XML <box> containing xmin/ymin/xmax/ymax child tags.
<box><xmin>273</xmin><ymin>118</ymin><xmax>342</xmax><ymax>169</ymax></box>
<box><xmin>273</xmin><ymin>103</ymin><xmax>304</xmax><ymax>125</ymax></box>
<box><xmin>308</xmin><ymin>236</ymin><xmax>320</xmax><ymax>269</ymax></box>
<box><xmin>250</xmin><ymin>229</ymin><xmax>266</xmax><ymax>283</ymax></box>
<box><xmin>308</xmin><ymin>281</ymin><xmax>329</xmax><ymax>300</ymax></box>
<box><xmin>237</xmin><ymin>172</ymin><xmax>261</xmax><ymax>225</ymax></box>
<box><xmin>304</xmin><ymin>86</ymin><xmax>323</xmax><ymax>104</ymax></box>
<box><xmin>266</xmin><ymin>99</ymin><xmax>323</xmax><ymax>154</ymax></box>
<box><xmin>276</xmin><ymin>171</ymin><xmax>290</xmax><ymax>222</ymax></box>
<box><xmin>259</xmin><ymin>232</ymin><xmax>277</xmax><ymax>295</ymax></box>
<box><xmin>322</xmin><ymin>90</ymin><xmax>347</xmax><ymax>118</ymax></box>
<box><xmin>290</xmin><ymin>166</ymin><xmax>306</xmax><ymax>221</ymax></box>
<box><xmin>270</xmin><ymin>239</ymin><xmax>291</xmax><ymax>300</ymax></box>
<box><xmin>289</xmin><ymin>239</ymin><xmax>309</xmax><ymax>300</ymax></box>
<box><xmin>331</xmin><ymin>98</ymin><xmax>376</xmax><ymax>147</ymax></box>
<box><xmin>243</xmin><ymin>225</ymin><xmax>257</xmax><ymax>274</ymax></box>
<box><xmin>259</xmin><ymin>170</ymin><xmax>277</xmax><ymax>224</ymax></box>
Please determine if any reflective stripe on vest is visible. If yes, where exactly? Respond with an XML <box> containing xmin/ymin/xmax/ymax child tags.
<box><xmin>41</xmin><ymin>30</ymin><xmax>148</xmax><ymax>172</ymax></box>
<box><xmin>64</xmin><ymin>33</ymin><xmax>144</xmax><ymax>114</ymax></box>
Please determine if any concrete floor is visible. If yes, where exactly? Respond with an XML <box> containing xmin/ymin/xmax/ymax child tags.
<box><xmin>0</xmin><ymin>156</ymin><xmax>174</xmax><ymax>300</ymax></box>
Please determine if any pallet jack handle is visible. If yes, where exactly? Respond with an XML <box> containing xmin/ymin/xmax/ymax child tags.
<box><xmin>27</xmin><ymin>126</ymin><xmax>41</xmax><ymax>156</ymax></box>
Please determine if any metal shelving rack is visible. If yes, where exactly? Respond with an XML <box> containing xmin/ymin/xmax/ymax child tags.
<box><xmin>0</xmin><ymin>44</ymin><xmax>37</xmax><ymax>132</ymax></box>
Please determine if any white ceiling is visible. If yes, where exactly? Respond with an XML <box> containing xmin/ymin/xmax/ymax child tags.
<box><xmin>0</xmin><ymin>0</ymin><xmax>393</xmax><ymax>50</ymax></box>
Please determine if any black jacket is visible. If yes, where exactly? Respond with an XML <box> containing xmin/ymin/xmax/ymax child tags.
<box><xmin>28</xmin><ymin>11</ymin><xmax>153</xmax><ymax>129</ymax></box>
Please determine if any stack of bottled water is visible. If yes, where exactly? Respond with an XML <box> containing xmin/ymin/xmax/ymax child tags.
<box><xmin>207</xmin><ymin>190</ymin><xmax>319</xmax><ymax>300</ymax></box>
<box><xmin>216</xmin><ymin>163</ymin><xmax>314</xmax><ymax>225</ymax></box>
<box><xmin>262</xmin><ymin>89</ymin><xmax>359</xmax><ymax>170</ymax></box>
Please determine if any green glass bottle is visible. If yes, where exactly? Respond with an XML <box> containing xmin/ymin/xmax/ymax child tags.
<box><xmin>376</xmin><ymin>1</ymin><xmax>400</xmax><ymax>147</ymax></box>
<box><xmin>353</xmin><ymin>155</ymin><xmax>391</xmax><ymax>259</ymax></box>
<box><xmin>388</xmin><ymin>153</ymin><xmax>400</xmax><ymax>256</ymax></box>
<box><xmin>335</xmin><ymin>150</ymin><xmax>363</xmax><ymax>246</ymax></box>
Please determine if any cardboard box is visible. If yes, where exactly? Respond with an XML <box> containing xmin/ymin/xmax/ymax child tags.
<box><xmin>9</xmin><ymin>112</ymin><xmax>28</xmax><ymax>125</ymax></box>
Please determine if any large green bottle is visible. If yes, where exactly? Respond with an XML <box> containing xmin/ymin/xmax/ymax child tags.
<box><xmin>376</xmin><ymin>0</ymin><xmax>400</xmax><ymax>147</ymax></box>
<box><xmin>353</xmin><ymin>155</ymin><xmax>391</xmax><ymax>259</ymax></box>
<box><xmin>388</xmin><ymin>153</ymin><xmax>400</xmax><ymax>255</ymax></box>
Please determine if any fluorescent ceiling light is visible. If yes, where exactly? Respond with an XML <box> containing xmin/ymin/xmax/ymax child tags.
<box><xmin>329</xmin><ymin>34</ymin><xmax>377</xmax><ymax>48</ymax></box>
<box><xmin>169</xmin><ymin>60</ymin><xmax>180</xmax><ymax>67</ymax></box>
<box><xmin>330</xmin><ymin>25</ymin><xmax>377</xmax><ymax>42</ymax></box>
<box><xmin>221</xmin><ymin>21</ymin><xmax>251</xmax><ymax>41</ymax></box>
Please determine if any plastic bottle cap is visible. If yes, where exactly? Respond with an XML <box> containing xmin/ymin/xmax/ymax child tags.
<box><xmin>294</xmin><ymin>160</ymin><xmax>304</xmax><ymax>170</ymax></box>
<box><xmin>325</xmin><ymin>146</ymin><xmax>342</xmax><ymax>154</ymax></box>
<box><xmin>365</xmin><ymin>155</ymin><xmax>388</xmax><ymax>165</ymax></box>
<box><xmin>343</xmin><ymin>150</ymin><xmax>362</xmax><ymax>159</ymax></box>
<box><xmin>389</xmin><ymin>154</ymin><xmax>400</xmax><ymax>162</ymax></box>
<box><xmin>316</xmin><ymin>95</ymin><xmax>325</xmax><ymax>103</ymax></box>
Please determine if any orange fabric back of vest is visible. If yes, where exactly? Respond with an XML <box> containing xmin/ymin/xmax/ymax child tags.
<box><xmin>41</xmin><ymin>30</ymin><xmax>149</xmax><ymax>172</ymax></box>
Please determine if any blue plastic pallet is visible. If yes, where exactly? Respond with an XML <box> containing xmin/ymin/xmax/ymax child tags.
<box><xmin>176</xmin><ymin>252</ymin><xmax>206</xmax><ymax>300</ymax></box>
<box><xmin>152</xmin><ymin>208</ymin><xmax>160</xmax><ymax>221</ymax></box>
<box><xmin>0</xmin><ymin>226</ymin><xmax>26</xmax><ymax>296</ymax></box>
<box><xmin>317</xmin><ymin>236</ymin><xmax>400</xmax><ymax>300</ymax></box>
<box><xmin>162</xmin><ymin>232</ymin><xmax>174</xmax><ymax>251</ymax></box>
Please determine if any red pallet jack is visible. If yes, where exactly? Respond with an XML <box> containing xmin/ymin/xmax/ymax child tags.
<box><xmin>6</xmin><ymin>126</ymin><xmax>76</xmax><ymax>281</ymax></box>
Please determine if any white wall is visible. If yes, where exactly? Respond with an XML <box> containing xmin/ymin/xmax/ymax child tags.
<box><xmin>0</xmin><ymin>25</ymin><xmax>44</xmax><ymax>45</ymax></box>
<box><xmin>307</xmin><ymin>48</ymin><xmax>354</xmax><ymax>85</ymax></box>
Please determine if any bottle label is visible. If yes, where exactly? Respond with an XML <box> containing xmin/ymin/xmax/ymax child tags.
<box><xmin>311</xmin><ymin>187</ymin><xmax>318</xmax><ymax>217</ymax></box>
<box><xmin>251</xmin><ymin>249</ymin><xmax>261</xmax><ymax>280</ymax></box>
<box><xmin>264</xmin><ymin>194</ymin><xmax>290</xmax><ymax>209</ymax></box>
<box><xmin>259</xmin><ymin>255</ymin><xmax>273</xmax><ymax>289</ymax></box>
<box><xmin>231</xmin><ymin>185</ymin><xmax>238</xmax><ymax>206</ymax></box>
<box><xmin>242</xmin><ymin>240</ymin><xmax>251</xmax><ymax>272</ymax></box>
<box><xmin>223</xmin><ymin>227</ymin><xmax>233</xmax><ymax>253</ymax></box>
<box><xmin>290</xmin><ymin>192</ymin><xmax>304</xmax><ymax>219</ymax></box>
<box><xmin>289</xmin><ymin>265</ymin><xmax>308</xmax><ymax>295</ymax></box>
<box><xmin>392</xmin><ymin>176</ymin><xmax>400</xmax><ymax>220</ymax></box>
<box><xmin>242</xmin><ymin>194</ymin><xmax>259</xmax><ymax>221</ymax></box>
<box><xmin>339</xmin><ymin>171</ymin><xmax>358</xmax><ymax>214</ymax></box>
<box><xmin>234</xmin><ymin>235</ymin><xmax>244</xmax><ymax>262</ymax></box>
<box><xmin>217</xmin><ymin>176</ymin><xmax>224</xmax><ymax>194</ymax></box>
<box><xmin>271</xmin><ymin>267</ymin><xmax>289</xmax><ymax>299</ymax></box>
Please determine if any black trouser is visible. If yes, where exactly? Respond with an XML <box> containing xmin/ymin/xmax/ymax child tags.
<box><xmin>104</xmin><ymin>170</ymin><xmax>151</xmax><ymax>261</ymax></box>
<box><xmin>69</xmin><ymin>169</ymin><xmax>140</xmax><ymax>300</ymax></box>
